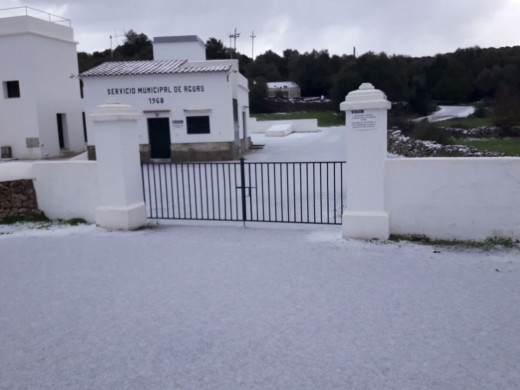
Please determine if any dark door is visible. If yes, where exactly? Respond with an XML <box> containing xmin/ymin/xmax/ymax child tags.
<box><xmin>232</xmin><ymin>99</ymin><xmax>240</xmax><ymax>157</ymax></box>
<box><xmin>57</xmin><ymin>113</ymin><xmax>65</xmax><ymax>149</ymax></box>
<box><xmin>148</xmin><ymin>118</ymin><xmax>171</xmax><ymax>159</ymax></box>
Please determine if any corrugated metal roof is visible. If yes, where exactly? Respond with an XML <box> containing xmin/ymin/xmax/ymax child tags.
<box><xmin>80</xmin><ymin>60</ymin><xmax>232</xmax><ymax>77</ymax></box>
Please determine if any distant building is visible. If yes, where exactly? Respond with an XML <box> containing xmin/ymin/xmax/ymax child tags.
<box><xmin>267</xmin><ymin>81</ymin><xmax>301</xmax><ymax>99</ymax></box>
<box><xmin>0</xmin><ymin>8</ymin><xmax>86</xmax><ymax>159</ymax></box>
<box><xmin>81</xmin><ymin>35</ymin><xmax>250</xmax><ymax>162</ymax></box>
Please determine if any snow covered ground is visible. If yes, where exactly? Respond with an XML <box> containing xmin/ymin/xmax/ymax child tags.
<box><xmin>2</xmin><ymin>125</ymin><xmax>520</xmax><ymax>389</ymax></box>
<box><xmin>421</xmin><ymin>105</ymin><xmax>476</xmax><ymax>122</ymax></box>
<box><xmin>1</xmin><ymin>221</ymin><xmax>519</xmax><ymax>390</ymax></box>
<box><xmin>248</xmin><ymin>127</ymin><xmax>346</xmax><ymax>162</ymax></box>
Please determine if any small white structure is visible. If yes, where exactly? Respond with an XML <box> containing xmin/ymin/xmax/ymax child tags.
<box><xmin>340</xmin><ymin>83</ymin><xmax>391</xmax><ymax>240</ymax></box>
<box><xmin>266</xmin><ymin>123</ymin><xmax>293</xmax><ymax>137</ymax></box>
<box><xmin>0</xmin><ymin>7</ymin><xmax>86</xmax><ymax>159</ymax></box>
<box><xmin>81</xmin><ymin>35</ymin><xmax>250</xmax><ymax>162</ymax></box>
<box><xmin>267</xmin><ymin>81</ymin><xmax>301</xmax><ymax>99</ymax></box>
<box><xmin>90</xmin><ymin>101</ymin><xmax>147</xmax><ymax>230</ymax></box>
<box><xmin>153</xmin><ymin>35</ymin><xmax>206</xmax><ymax>61</ymax></box>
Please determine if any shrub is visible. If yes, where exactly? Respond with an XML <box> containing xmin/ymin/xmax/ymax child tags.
<box><xmin>411</xmin><ymin>120</ymin><xmax>454</xmax><ymax>145</ymax></box>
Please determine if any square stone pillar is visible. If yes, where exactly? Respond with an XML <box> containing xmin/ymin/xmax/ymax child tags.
<box><xmin>340</xmin><ymin>83</ymin><xmax>391</xmax><ymax>240</ymax></box>
<box><xmin>89</xmin><ymin>101</ymin><xmax>147</xmax><ymax>230</ymax></box>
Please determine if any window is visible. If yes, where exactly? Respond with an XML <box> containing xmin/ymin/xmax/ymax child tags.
<box><xmin>3</xmin><ymin>81</ymin><xmax>20</xmax><ymax>98</ymax></box>
<box><xmin>186</xmin><ymin>116</ymin><xmax>210</xmax><ymax>134</ymax></box>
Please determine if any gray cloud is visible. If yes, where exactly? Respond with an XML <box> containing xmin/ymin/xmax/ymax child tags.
<box><xmin>4</xmin><ymin>0</ymin><xmax>519</xmax><ymax>56</ymax></box>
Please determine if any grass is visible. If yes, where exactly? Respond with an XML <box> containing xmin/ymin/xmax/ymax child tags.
<box><xmin>436</xmin><ymin>116</ymin><xmax>493</xmax><ymax>129</ymax></box>
<box><xmin>0</xmin><ymin>216</ymin><xmax>87</xmax><ymax>228</ymax></box>
<box><xmin>389</xmin><ymin>234</ymin><xmax>519</xmax><ymax>251</ymax></box>
<box><xmin>251</xmin><ymin>111</ymin><xmax>345</xmax><ymax>127</ymax></box>
<box><xmin>453</xmin><ymin>138</ymin><xmax>520</xmax><ymax>156</ymax></box>
<box><xmin>0</xmin><ymin>214</ymin><xmax>50</xmax><ymax>225</ymax></box>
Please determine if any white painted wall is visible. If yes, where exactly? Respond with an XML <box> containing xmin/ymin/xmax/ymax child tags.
<box><xmin>249</xmin><ymin>118</ymin><xmax>318</xmax><ymax>133</ymax></box>
<box><xmin>386</xmin><ymin>158</ymin><xmax>520</xmax><ymax>240</ymax></box>
<box><xmin>0</xmin><ymin>15</ymin><xmax>85</xmax><ymax>159</ymax></box>
<box><xmin>153</xmin><ymin>39</ymin><xmax>206</xmax><ymax>61</ymax></box>
<box><xmin>82</xmin><ymin>71</ymin><xmax>237</xmax><ymax>146</ymax></box>
<box><xmin>0</xmin><ymin>162</ymin><xmax>34</xmax><ymax>181</ymax></box>
<box><xmin>32</xmin><ymin>161</ymin><xmax>98</xmax><ymax>222</ymax></box>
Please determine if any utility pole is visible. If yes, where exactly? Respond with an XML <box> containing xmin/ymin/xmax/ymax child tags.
<box><xmin>110</xmin><ymin>32</ymin><xmax>125</xmax><ymax>57</ymax></box>
<box><xmin>229</xmin><ymin>28</ymin><xmax>240</xmax><ymax>58</ymax></box>
<box><xmin>250</xmin><ymin>30</ymin><xmax>256</xmax><ymax>60</ymax></box>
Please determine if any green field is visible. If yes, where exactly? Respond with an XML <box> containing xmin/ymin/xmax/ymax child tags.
<box><xmin>454</xmin><ymin>138</ymin><xmax>520</xmax><ymax>156</ymax></box>
<box><xmin>251</xmin><ymin>111</ymin><xmax>345</xmax><ymax>127</ymax></box>
<box><xmin>436</xmin><ymin>116</ymin><xmax>493</xmax><ymax>128</ymax></box>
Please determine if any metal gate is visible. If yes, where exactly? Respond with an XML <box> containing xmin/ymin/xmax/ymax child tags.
<box><xmin>141</xmin><ymin>158</ymin><xmax>345</xmax><ymax>225</ymax></box>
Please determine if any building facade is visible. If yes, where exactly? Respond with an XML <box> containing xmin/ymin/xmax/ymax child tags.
<box><xmin>267</xmin><ymin>81</ymin><xmax>301</xmax><ymax>99</ymax></box>
<box><xmin>81</xmin><ymin>36</ymin><xmax>250</xmax><ymax>162</ymax></box>
<box><xmin>0</xmin><ymin>10</ymin><xmax>86</xmax><ymax>159</ymax></box>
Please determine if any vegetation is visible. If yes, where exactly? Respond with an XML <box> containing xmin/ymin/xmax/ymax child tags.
<box><xmin>0</xmin><ymin>214</ymin><xmax>49</xmax><ymax>225</ymax></box>
<box><xmin>389</xmin><ymin>234</ymin><xmax>519</xmax><ymax>251</ymax></box>
<box><xmin>78</xmin><ymin>32</ymin><xmax>520</xmax><ymax>123</ymax></box>
<box><xmin>409</xmin><ymin>120</ymin><xmax>454</xmax><ymax>145</ymax></box>
<box><xmin>453</xmin><ymin>138</ymin><xmax>520</xmax><ymax>156</ymax></box>
<box><xmin>436</xmin><ymin>116</ymin><xmax>492</xmax><ymax>129</ymax></box>
<box><xmin>251</xmin><ymin>111</ymin><xmax>345</xmax><ymax>127</ymax></box>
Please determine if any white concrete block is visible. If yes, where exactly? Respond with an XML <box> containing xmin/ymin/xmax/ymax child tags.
<box><xmin>342</xmin><ymin>211</ymin><xmax>390</xmax><ymax>240</ymax></box>
<box><xmin>266</xmin><ymin>124</ymin><xmax>293</xmax><ymax>137</ymax></box>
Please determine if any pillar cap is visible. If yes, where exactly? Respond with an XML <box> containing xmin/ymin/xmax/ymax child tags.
<box><xmin>340</xmin><ymin>83</ymin><xmax>391</xmax><ymax>111</ymax></box>
<box><xmin>89</xmin><ymin>99</ymin><xmax>140</xmax><ymax>122</ymax></box>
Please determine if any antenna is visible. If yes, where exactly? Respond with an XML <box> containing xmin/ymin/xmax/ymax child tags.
<box><xmin>110</xmin><ymin>31</ymin><xmax>126</xmax><ymax>57</ymax></box>
<box><xmin>250</xmin><ymin>30</ymin><xmax>256</xmax><ymax>60</ymax></box>
<box><xmin>229</xmin><ymin>28</ymin><xmax>240</xmax><ymax>59</ymax></box>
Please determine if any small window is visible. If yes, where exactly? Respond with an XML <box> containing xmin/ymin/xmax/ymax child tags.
<box><xmin>187</xmin><ymin>116</ymin><xmax>210</xmax><ymax>134</ymax></box>
<box><xmin>3</xmin><ymin>81</ymin><xmax>20</xmax><ymax>98</ymax></box>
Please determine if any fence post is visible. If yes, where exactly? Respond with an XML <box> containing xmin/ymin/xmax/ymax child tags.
<box><xmin>340</xmin><ymin>83</ymin><xmax>391</xmax><ymax>240</ymax></box>
<box><xmin>89</xmin><ymin>100</ymin><xmax>147</xmax><ymax>230</ymax></box>
<box><xmin>239</xmin><ymin>157</ymin><xmax>247</xmax><ymax>226</ymax></box>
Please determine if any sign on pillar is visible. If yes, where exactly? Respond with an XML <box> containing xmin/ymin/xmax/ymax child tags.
<box><xmin>340</xmin><ymin>83</ymin><xmax>391</xmax><ymax>240</ymax></box>
<box><xmin>89</xmin><ymin>100</ymin><xmax>147</xmax><ymax>230</ymax></box>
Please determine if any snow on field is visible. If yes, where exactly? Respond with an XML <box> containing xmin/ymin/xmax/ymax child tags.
<box><xmin>1</xmin><ymin>221</ymin><xmax>519</xmax><ymax>389</ymax></box>
<box><xmin>422</xmin><ymin>105</ymin><xmax>476</xmax><ymax>122</ymax></box>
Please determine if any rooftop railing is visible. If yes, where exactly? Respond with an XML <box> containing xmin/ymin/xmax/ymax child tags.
<box><xmin>0</xmin><ymin>6</ymin><xmax>71</xmax><ymax>27</ymax></box>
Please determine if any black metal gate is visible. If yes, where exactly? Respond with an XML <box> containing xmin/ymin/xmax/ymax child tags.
<box><xmin>141</xmin><ymin>158</ymin><xmax>345</xmax><ymax>225</ymax></box>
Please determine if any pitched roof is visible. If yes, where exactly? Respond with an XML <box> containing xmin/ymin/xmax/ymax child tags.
<box><xmin>80</xmin><ymin>60</ymin><xmax>232</xmax><ymax>77</ymax></box>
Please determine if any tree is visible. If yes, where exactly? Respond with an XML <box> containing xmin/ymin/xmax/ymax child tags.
<box><xmin>206</xmin><ymin>38</ymin><xmax>229</xmax><ymax>59</ymax></box>
<box><xmin>113</xmin><ymin>30</ymin><xmax>152</xmax><ymax>60</ymax></box>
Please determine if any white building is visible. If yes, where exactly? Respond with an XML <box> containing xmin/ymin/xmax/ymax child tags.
<box><xmin>0</xmin><ymin>8</ymin><xmax>86</xmax><ymax>159</ymax></box>
<box><xmin>267</xmin><ymin>81</ymin><xmax>301</xmax><ymax>99</ymax></box>
<box><xmin>81</xmin><ymin>35</ymin><xmax>250</xmax><ymax>162</ymax></box>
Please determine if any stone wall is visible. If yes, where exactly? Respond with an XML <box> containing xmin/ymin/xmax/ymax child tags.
<box><xmin>388</xmin><ymin>130</ymin><xmax>504</xmax><ymax>157</ymax></box>
<box><xmin>0</xmin><ymin>179</ymin><xmax>44</xmax><ymax>222</ymax></box>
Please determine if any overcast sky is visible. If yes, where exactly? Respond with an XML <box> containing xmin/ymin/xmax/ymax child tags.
<box><xmin>3</xmin><ymin>0</ymin><xmax>520</xmax><ymax>58</ymax></box>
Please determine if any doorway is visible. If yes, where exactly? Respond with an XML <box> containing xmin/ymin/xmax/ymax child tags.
<box><xmin>56</xmin><ymin>113</ymin><xmax>67</xmax><ymax>149</ymax></box>
<box><xmin>147</xmin><ymin>118</ymin><xmax>171</xmax><ymax>159</ymax></box>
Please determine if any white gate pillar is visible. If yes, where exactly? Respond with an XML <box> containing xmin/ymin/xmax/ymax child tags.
<box><xmin>89</xmin><ymin>101</ymin><xmax>147</xmax><ymax>230</ymax></box>
<box><xmin>340</xmin><ymin>83</ymin><xmax>391</xmax><ymax>240</ymax></box>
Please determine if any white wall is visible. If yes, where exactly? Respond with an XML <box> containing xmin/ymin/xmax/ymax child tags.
<box><xmin>0</xmin><ymin>15</ymin><xmax>85</xmax><ymax>159</ymax></box>
<box><xmin>249</xmin><ymin>118</ymin><xmax>318</xmax><ymax>133</ymax></box>
<box><xmin>83</xmin><ymin>72</ymin><xmax>236</xmax><ymax>145</ymax></box>
<box><xmin>153</xmin><ymin>40</ymin><xmax>206</xmax><ymax>61</ymax></box>
<box><xmin>386</xmin><ymin>157</ymin><xmax>520</xmax><ymax>240</ymax></box>
<box><xmin>32</xmin><ymin>161</ymin><xmax>98</xmax><ymax>223</ymax></box>
<box><xmin>0</xmin><ymin>162</ymin><xmax>34</xmax><ymax>181</ymax></box>
<box><xmin>0</xmin><ymin>160</ymin><xmax>98</xmax><ymax>222</ymax></box>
